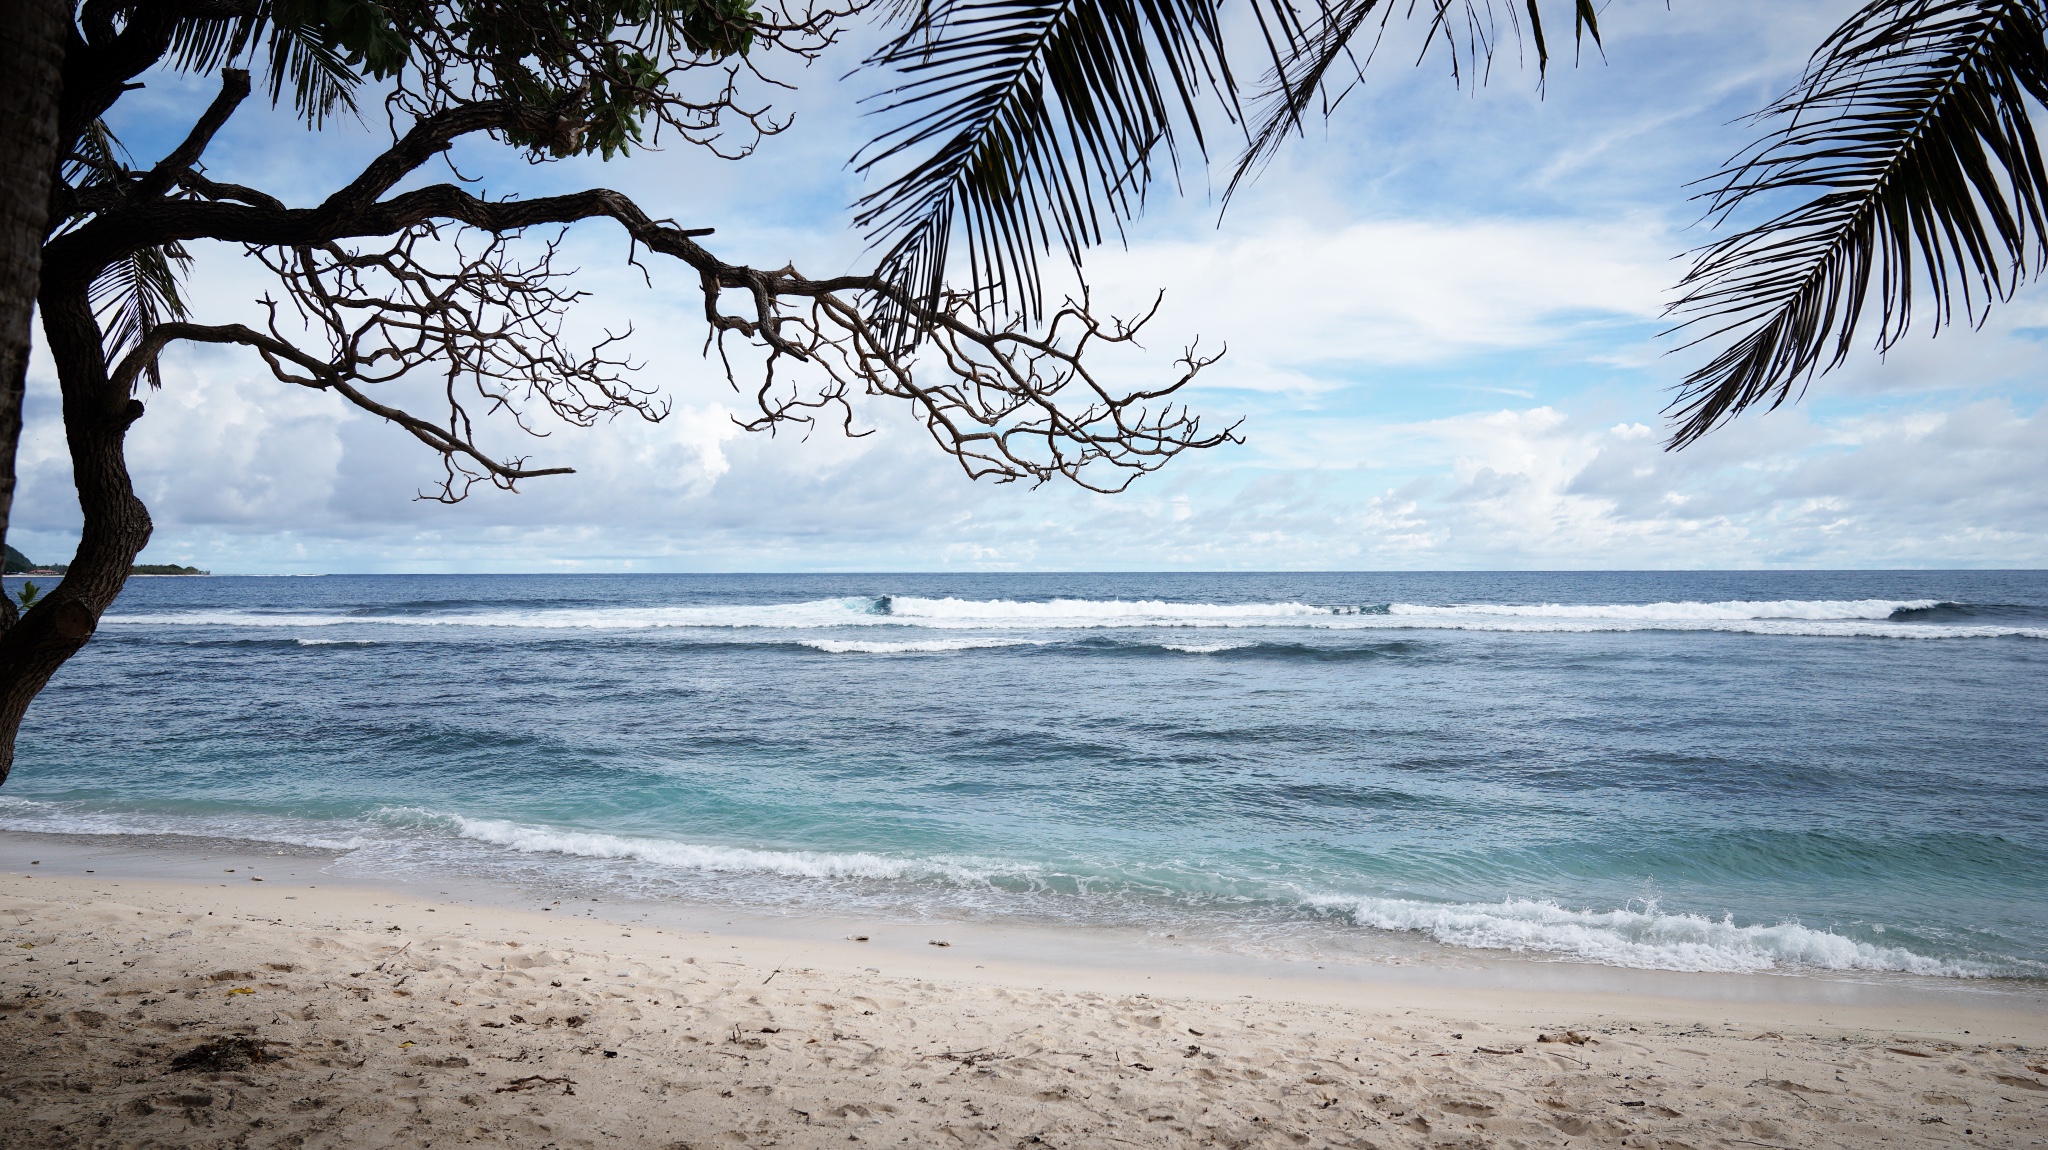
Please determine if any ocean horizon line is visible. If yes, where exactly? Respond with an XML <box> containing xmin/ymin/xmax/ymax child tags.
<box><xmin>12</xmin><ymin>565</ymin><xmax>2048</xmax><ymax>578</ymax></box>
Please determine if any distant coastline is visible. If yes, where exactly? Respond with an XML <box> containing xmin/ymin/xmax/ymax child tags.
<box><xmin>3</xmin><ymin>544</ymin><xmax>205</xmax><ymax>577</ymax></box>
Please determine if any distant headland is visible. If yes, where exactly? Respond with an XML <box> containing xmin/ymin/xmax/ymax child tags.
<box><xmin>4</xmin><ymin>544</ymin><xmax>207</xmax><ymax>577</ymax></box>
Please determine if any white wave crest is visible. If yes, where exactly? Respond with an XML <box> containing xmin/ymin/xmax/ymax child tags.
<box><xmin>99</xmin><ymin>595</ymin><xmax>2040</xmax><ymax>640</ymax></box>
<box><xmin>296</xmin><ymin>638</ymin><xmax>376</xmax><ymax>646</ymax></box>
<box><xmin>800</xmin><ymin>637</ymin><xmax>1035</xmax><ymax>655</ymax></box>
<box><xmin>1389</xmin><ymin>598</ymin><xmax>1934</xmax><ymax>621</ymax></box>
<box><xmin>1162</xmin><ymin>642</ymin><xmax>1254</xmax><ymax>654</ymax></box>
<box><xmin>443</xmin><ymin>815</ymin><xmax>1016</xmax><ymax>884</ymax></box>
<box><xmin>1314</xmin><ymin>894</ymin><xmax>1990</xmax><ymax>976</ymax></box>
<box><xmin>884</xmin><ymin>596</ymin><xmax>1325</xmax><ymax>623</ymax></box>
<box><xmin>104</xmin><ymin>597</ymin><xmax>893</xmax><ymax>631</ymax></box>
<box><xmin>101</xmin><ymin>596</ymin><xmax>1330</xmax><ymax>632</ymax></box>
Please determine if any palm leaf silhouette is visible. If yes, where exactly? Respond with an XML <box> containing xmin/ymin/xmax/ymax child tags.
<box><xmin>86</xmin><ymin>3</ymin><xmax>387</xmax><ymax>385</ymax></box>
<box><xmin>1232</xmin><ymin>0</ymin><xmax>1598</xmax><ymax>196</ymax></box>
<box><xmin>1665</xmin><ymin>0</ymin><xmax>2048</xmax><ymax>447</ymax></box>
<box><xmin>853</xmin><ymin>0</ymin><xmax>1294</xmax><ymax>345</ymax></box>
<box><xmin>90</xmin><ymin>240</ymin><xmax>195</xmax><ymax>391</ymax></box>
<box><xmin>166</xmin><ymin>1</ymin><xmax>371</xmax><ymax>127</ymax></box>
<box><xmin>854</xmin><ymin>0</ymin><xmax>1597</xmax><ymax>345</ymax></box>
<box><xmin>59</xmin><ymin>119</ymin><xmax>198</xmax><ymax>389</ymax></box>
<box><xmin>61</xmin><ymin>118</ymin><xmax>128</xmax><ymax>193</ymax></box>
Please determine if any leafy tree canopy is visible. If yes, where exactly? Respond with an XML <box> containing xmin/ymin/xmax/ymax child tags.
<box><xmin>166</xmin><ymin>0</ymin><xmax>761</xmax><ymax>155</ymax></box>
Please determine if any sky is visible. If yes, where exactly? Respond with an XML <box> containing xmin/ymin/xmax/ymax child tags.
<box><xmin>15</xmin><ymin>0</ymin><xmax>2048</xmax><ymax>573</ymax></box>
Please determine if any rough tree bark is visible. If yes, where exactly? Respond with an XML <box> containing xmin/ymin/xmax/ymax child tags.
<box><xmin>0</xmin><ymin>275</ymin><xmax>143</xmax><ymax>782</ymax></box>
<box><xmin>0</xmin><ymin>0</ymin><xmax>73</xmax><ymax>626</ymax></box>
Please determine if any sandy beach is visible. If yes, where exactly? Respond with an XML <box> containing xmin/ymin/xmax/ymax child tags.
<box><xmin>0</xmin><ymin>842</ymin><xmax>2043</xmax><ymax>1149</ymax></box>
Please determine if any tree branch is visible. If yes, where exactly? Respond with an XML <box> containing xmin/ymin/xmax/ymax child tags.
<box><xmin>91</xmin><ymin>173</ymin><xmax>1233</xmax><ymax>493</ymax></box>
<box><xmin>58</xmin><ymin>0</ymin><xmax>259</xmax><ymax>155</ymax></box>
<box><xmin>132</xmin><ymin>67</ymin><xmax>251</xmax><ymax>200</ymax></box>
<box><xmin>41</xmin><ymin>38</ymin><xmax>1232</xmax><ymax>497</ymax></box>
<box><xmin>110</xmin><ymin>319</ymin><xmax>576</xmax><ymax>491</ymax></box>
<box><xmin>322</xmin><ymin>101</ymin><xmax>542</xmax><ymax>214</ymax></box>
<box><xmin>177</xmin><ymin>170</ymin><xmax>285</xmax><ymax>211</ymax></box>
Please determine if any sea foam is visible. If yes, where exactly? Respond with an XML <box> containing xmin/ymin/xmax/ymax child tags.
<box><xmin>441</xmin><ymin>814</ymin><xmax>1016</xmax><ymax>885</ymax></box>
<box><xmin>0</xmin><ymin>792</ymin><xmax>2015</xmax><ymax>979</ymax></box>
<box><xmin>428</xmin><ymin>811</ymin><xmax>2001</xmax><ymax>978</ymax></box>
<box><xmin>1311</xmin><ymin>894</ymin><xmax>1994</xmax><ymax>976</ymax></box>
<box><xmin>0</xmin><ymin>796</ymin><xmax>367</xmax><ymax>852</ymax></box>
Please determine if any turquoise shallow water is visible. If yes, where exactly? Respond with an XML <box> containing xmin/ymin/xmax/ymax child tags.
<box><xmin>2</xmin><ymin>571</ymin><xmax>2044</xmax><ymax>980</ymax></box>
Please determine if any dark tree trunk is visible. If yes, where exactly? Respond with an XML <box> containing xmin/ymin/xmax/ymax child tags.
<box><xmin>0</xmin><ymin>278</ymin><xmax>153</xmax><ymax>783</ymax></box>
<box><xmin>0</xmin><ymin>0</ymin><xmax>72</xmax><ymax>630</ymax></box>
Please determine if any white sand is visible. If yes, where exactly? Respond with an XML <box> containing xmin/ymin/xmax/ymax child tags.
<box><xmin>2</xmin><ymin>871</ymin><xmax>2045</xmax><ymax>1148</ymax></box>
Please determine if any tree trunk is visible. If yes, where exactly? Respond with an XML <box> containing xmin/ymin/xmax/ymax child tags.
<box><xmin>0</xmin><ymin>279</ymin><xmax>152</xmax><ymax>784</ymax></box>
<box><xmin>0</xmin><ymin>0</ymin><xmax>71</xmax><ymax>632</ymax></box>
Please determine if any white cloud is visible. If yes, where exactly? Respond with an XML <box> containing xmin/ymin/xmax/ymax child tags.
<box><xmin>1082</xmin><ymin>215</ymin><xmax>1672</xmax><ymax>389</ymax></box>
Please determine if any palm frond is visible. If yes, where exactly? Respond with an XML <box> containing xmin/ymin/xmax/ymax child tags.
<box><xmin>165</xmin><ymin>12</ymin><xmax>261</xmax><ymax>76</ymax></box>
<box><xmin>90</xmin><ymin>242</ymin><xmax>196</xmax><ymax>390</ymax></box>
<box><xmin>852</xmin><ymin>0</ymin><xmax>1303</xmax><ymax>346</ymax></box>
<box><xmin>1520</xmin><ymin>0</ymin><xmax>1601</xmax><ymax>77</ymax></box>
<box><xmin>1664</xmin><ymin>0</ymin><xmax>2048</xmax><ymax>448</ymax></box>
<box><xmin>851</xmin><ymin>0</ymin><xmax>1599</xmax><ymax>347</ymax></box>
<box><xmin>62</xmin><ymin>118</ymin><xmax>132</xmax><ymax>190</ymax></box>
<box><xmin>1227</xmin><ymin>0</ymin><xmax>1390</xmax><ymax>195</ymax></box>
<box><xmin>1232</xmin><ymin>0</ymin><xmax>1599</xmax><ymax>195</ymax></box>
<box><xmin>262</xmin><ymin>13</ymin><xmax>367</xmax><ymax>126</ymax></box>
<box><xmin>165</xmin><ymin>2</ymin><xmax>368</xmax><ymax>128</ymax></box>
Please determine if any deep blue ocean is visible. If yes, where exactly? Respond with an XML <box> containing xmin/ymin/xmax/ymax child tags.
<box><xmin>3</xmin><ymin>571</ymin><xmax>2044</xmax><ymax>981</ymax></box>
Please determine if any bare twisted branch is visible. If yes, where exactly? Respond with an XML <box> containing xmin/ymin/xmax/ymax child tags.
<box><xmin>74</xmin><ymin>60</ymin><xmax>1234</xmax><ymax>498</ymax></box>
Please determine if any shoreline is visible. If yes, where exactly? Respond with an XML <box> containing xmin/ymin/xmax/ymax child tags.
<box><xmin>6</xmin><ymin>865</ymin><xmax>2047</xmax><ymax>1039</ymax></box>
<box><xmin>0</xmin><ymin>827</ymin><xmax>2040</xmax><ymax>1019</ymax></box>
<box><xmin>2</xmin><ymin>868</ymin><xmax>2044</xmax><ymax>1147</ymax></box>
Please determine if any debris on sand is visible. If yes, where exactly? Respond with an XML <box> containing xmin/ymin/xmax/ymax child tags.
<box><xmin>170</xmin><ymin>1036</ymin><xmax>274</xmax><ymax>1073</ymax></box>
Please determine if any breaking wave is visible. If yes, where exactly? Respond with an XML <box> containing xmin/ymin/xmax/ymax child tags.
<box><xmin>101</xmin><ymin>595</ymin><xmax>2047</xmax><ymax>640</ymax></box>
<box><xmin>438</xmin><ymin>814</ymin><xmax>1022</xmax><ymax>886</ymax></box>
<box><xmin>799</xmin><ymin>637</ymin><xmax>1037</xmax><ymax>655</ymax></box>
<box><xmin>1311</xmin><ymin>894</ymin><xmax>1996</xmax><ymax>977</ymax></box>
<box><xmin>437</xmin><ymin>815</ymin><xmax>2009</xmax><ymax>976</ymax></box>
<box><xmin>401</xmin><ymin>810</ymin><xmax>2027</xmax><ymax>978</ymax></box>
<box><xmin>0</xmin><ymin>796</ymin><xmax>2024</xmax><ymax>978</ymax></box>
